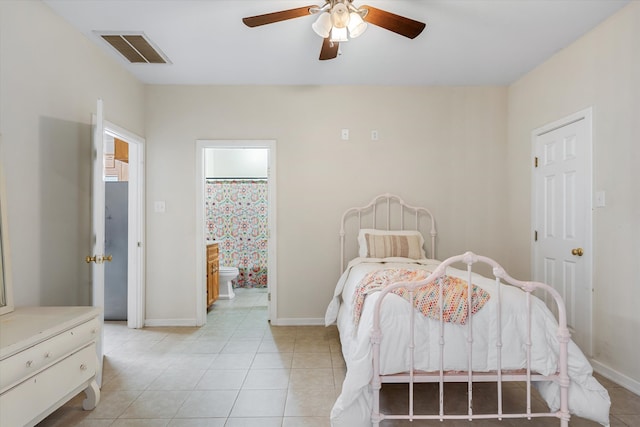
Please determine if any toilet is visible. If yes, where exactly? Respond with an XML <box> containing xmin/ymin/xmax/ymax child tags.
<box><xmin>218</xmin><ymin>266</ymin><xmax>239</xmax><ymax>299</ymax></box>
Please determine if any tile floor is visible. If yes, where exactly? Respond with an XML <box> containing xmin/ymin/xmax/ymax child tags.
<box><xmin>39</xmin><ymin>288</ymin><xmax>640</xmax><ymax>426</ymax></box>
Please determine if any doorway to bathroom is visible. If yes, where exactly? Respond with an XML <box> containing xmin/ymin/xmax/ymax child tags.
<box><xmin>195</xmin><ymin>140</ymin><xmax>276</xmax><ymax>326</ymax></box>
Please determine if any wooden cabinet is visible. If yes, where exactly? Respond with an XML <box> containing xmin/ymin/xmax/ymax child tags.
<box><xmin>206</xmin><ymin>243</ymin><xmax>219</xmax><ymax>308</ymax></box>
<box><xmin>104</xmin><ymin>138</ymin><xmax>129</xmax><ymax>181</ymax></box>
<box><xmin>0</xmin><ymin>306</ymin><xmax>101</xmax><ymax>427</ymax></box>
<box><xmin>114</xmin><ymin>138</ymin><xmax>129</xmax><ymax>163</ymax></box>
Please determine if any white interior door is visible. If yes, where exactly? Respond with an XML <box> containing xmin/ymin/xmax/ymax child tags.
<box><xmin>91</xmin><ymin>99</ymin><xmax>107</xmax><ymax>385</ymax></box>
<box><xmin>533</xmin><ymin>110</ymin><xmax>592</xmax><ymax>355</ymax></box>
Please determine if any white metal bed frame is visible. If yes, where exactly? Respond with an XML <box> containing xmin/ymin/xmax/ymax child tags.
<box><xmin>338</xmin><ymin>194</ymin><xmax>571</xmax><ymax>427</ymax></box>
<box><xmin>339</xmin><ymin>193</ymin><xmax>437</xmax><ymax>272</ymax></box>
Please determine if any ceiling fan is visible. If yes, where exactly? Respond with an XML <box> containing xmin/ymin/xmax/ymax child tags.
<box><xmin>242</xmin><ymin>0</ymin><xmax>426</xmax><ymax>60</ymax></box>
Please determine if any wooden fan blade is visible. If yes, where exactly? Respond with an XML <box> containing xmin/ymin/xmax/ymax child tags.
<box><xmin>319</xmin><ymin>38</ymin><xmax>339</xmax><ymax>60</ymax></box>
<box><xmin>361</xmin><ymin>5</ymin><xmax>426</xmax><ymax>39</ymax></box>
<box><xmin>242</xmin><ymin>6</ymin><xmax>316</xmax><ymax>27</ymax></box>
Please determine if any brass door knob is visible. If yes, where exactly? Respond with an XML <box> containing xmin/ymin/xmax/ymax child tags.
<box><xmin>86</xmin><ymin>254</ymin><xmax>112</xmax><ymax>263</ymax></box>
<box><xmin>571</xmin><ymin>248</ymin><xmax>584</xmax><ymax>256</ymax></box>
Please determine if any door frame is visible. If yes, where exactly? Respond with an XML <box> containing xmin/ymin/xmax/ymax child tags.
<box><xmin>531</xmin><ymin>107</ymin><xmax>593</xmax><ymax>355</ymax></box>
<box><xmin>103</xmin><ymin>120</ymin><xmax>146</xmax><ymax>329</ymax></box>
<box><xmin>195</xmin><ymin>140</ymin><xmax>277</xmax><ymax>326</ymax></box>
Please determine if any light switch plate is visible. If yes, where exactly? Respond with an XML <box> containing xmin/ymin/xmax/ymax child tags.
<box><xmin>154</xmin><ymin>201</ymin><xmax>166</xmax><ymax>213</ymax></box>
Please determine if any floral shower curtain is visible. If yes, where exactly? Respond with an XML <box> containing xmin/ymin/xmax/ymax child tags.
<box><xmin>205</xmin><ymin>179</ymin><xmax>268</xmax><ymax>288</ymax></box>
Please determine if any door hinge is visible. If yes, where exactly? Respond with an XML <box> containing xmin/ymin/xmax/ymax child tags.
<box><xmin>534</xmin><ymin>230</ymin><xmax>538</xmax><ymax>242</ymax></box>
<box><xmin>534</xmin><ymin>157</ymin><xmax>539</xmax><ymax>168</ymax></box>
<box><xmin>268</xmin><ymin>292</ymin><xmax>271</xmax><ymax>302</ymax></box>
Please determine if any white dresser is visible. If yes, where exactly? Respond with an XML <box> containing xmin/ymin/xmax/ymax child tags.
<box><xmin>0</xmin><ymin>306</ymin><xmax>102</xmax><ymax>427</ymax></box>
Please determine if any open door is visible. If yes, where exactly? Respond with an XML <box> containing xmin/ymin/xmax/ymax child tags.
<box><xmin>88</xmin><ymin>99</ymin><xmax>108</xmax><ymax>385</ymax></box>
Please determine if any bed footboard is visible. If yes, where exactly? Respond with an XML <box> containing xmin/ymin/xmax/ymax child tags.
<box><xmin>370</xmin><ymin>251</ymin><xmax>571</xmax><ymax>426</ymax></box>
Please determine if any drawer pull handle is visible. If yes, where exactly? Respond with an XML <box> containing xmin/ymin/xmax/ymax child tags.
<box><xmin>80</xmin><ymin>364</ymin><xmax>87</xmax><ymax>371</ymax></box>
<box><xmin>26</xmin><ymin>360</ymin><xmax>33</xmax><ymax>368</ymax></box>
<box><xmin>44</xmin><ymin>352</ymin><xmax>51</xmax><ymax>358</ymax></box>
<box><xmin>91</xmin><ymin>328</ymin><xmax>97</xmax><ymax>334</ymax></box>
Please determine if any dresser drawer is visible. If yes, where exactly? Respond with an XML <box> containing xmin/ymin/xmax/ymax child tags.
<box><xmin>0</xmin><ymin>343</ymin><xmax>97</xmax><ymax>427</ymax></box>
<box><xmin>0</xmin><ymin>316</ymin><xmax>100</xmax><ymax>392</ymax></box>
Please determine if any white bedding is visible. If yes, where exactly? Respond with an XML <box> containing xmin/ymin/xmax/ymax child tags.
<box><xmin>325</xmin><ymin>257</ymin><xmax>611</xmax><ymax>426</ymax></box>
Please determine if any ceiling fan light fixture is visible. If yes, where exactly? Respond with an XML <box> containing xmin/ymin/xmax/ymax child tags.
<box><xmin>330</xmin><ymin>26</ymin><xmax>348</xmax><ymax>42</ymax></box>
<box><xmin>312</xmin><ymin>12</ymin><xmax>333</xmax><ymax>38</ymax></box>
<box><xmin>347</xmin><ymin>12</ymin><xmax>367</xmax><ymax>38</ymax></box>
<box><xmin>330</xmin><ymin>3</ymin><xmax>350</xmax><ymax>29</ymax></box>
<box><xmin>242</xmin><ymin>2</ymin><xmax>426</xmax><ymax>61</ymax></box>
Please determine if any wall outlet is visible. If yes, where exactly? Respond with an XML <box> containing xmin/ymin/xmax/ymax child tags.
<box><xmin>341</xmin><ymin>129</ymin><xmax>349</xmax><ymax>140</ymax></box>
<box><xmin>371</xmin><ymin>130</ymin><xmax>379</xmax><ymax>141</ymax></box>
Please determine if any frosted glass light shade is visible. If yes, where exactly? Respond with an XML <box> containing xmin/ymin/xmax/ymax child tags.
<box><xmin>348</xmin><ymin>13</ymin><xmax>367</xmax><ymax>38</ymax></box>
<box><xmin>330</xmin><ymin>26</ymin><xmax>348</xmax><ymax>42</ymax></box>
<box><xmin>330</xmin><ymin>3</ymin><xmax>350</xmax><ymax>28</ymax></box>
<box><xmin>312</xmin><ymin>12</ymin><xmax>332</xmax><ymax>38</ymax></box>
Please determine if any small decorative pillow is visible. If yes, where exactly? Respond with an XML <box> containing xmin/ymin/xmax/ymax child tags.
<box><xmin>358</xmin><ymin>229</ymin><xmax>426</xmax><ymax>259</ymax></box>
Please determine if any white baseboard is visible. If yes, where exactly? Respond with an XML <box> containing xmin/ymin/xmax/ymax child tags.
<box><xmin>144</xmin><ymin>318</ymin><xmax>198</xmax><ymax>327</ymax></box>
<box><xmin>143</xmin><ymin>317</ymin><xmax>327</xmax><ymax>327</ymax></box>
<box><xmin>591</xmin><ymin>359</ymin><xmax>640</xmax><ymax>395</ymax></box>
<box><xmin>142</xmin><ymin>318</ymin><xmax>328</xmax><ymax>327</ymax></box>
<box><xmin>271</xmin><ymin>317</ymin><xmax>325</xmax><ymax>326</ymax></box>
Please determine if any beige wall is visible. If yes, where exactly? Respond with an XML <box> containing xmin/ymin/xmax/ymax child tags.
<box><xmin>144</xmin><ymin>86</ymin><xmax>508</xmax><ymax>323</ymax></box>
<box><xmin>0</xmin><ymin>1</ymin><xmax>145</xmax><ymax>305</ymax></box>
<box><xmin>507</xmin><ymin>2</ymin><xmax>640</xmax><ymax>387</ymax></box>
<box><xmin>3</xmin><ymin>0</ymin><xmax>637</xmax><ymax>393</ymax></box>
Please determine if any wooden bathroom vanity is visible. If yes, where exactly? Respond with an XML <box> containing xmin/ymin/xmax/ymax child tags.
<box><xmin>207</xmin><ymin>242</ymin><xmax>220</xmax><ymax>307</ymax></box>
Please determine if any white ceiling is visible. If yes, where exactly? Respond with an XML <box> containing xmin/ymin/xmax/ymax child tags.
<box><xmin>43</xmin><ymin>0</ymin><xmax>630</xmax><ymax>86</ymax></box>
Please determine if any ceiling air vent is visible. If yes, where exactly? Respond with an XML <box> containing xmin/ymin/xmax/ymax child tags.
<box><xmin>96</xmin><ymin>32</ymin><xmax>170</xmax><ymax>64</ymax></box>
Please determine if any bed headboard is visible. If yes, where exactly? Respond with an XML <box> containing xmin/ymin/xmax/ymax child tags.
<box><xmin>339</xmin><ymin>193</ymin><xmax>437</xmax><ymax>272</ymax></box>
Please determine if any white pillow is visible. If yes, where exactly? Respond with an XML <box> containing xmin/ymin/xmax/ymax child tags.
<box><xmin>357</xmin><ymin>229</ymin><xmax>426</xmax><ymax>259</ymax></box>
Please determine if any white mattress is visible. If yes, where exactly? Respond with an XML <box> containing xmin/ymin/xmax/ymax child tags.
<box><xmin>325</xmin><ymin>257</ymin><xmax>611</xmax><ymax>426</ymax></box>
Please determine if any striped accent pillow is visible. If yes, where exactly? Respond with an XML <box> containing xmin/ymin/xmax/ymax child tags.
<box><xmin>364</xmin><ymin>233</ymin><xmax>424</xmax><ymax>259</ymax></box>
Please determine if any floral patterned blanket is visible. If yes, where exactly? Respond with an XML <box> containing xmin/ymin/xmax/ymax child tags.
<box><xmin>352</xmin><ymin>268</ymin><xmax>491</xmax><ymax>329</ymax></box>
